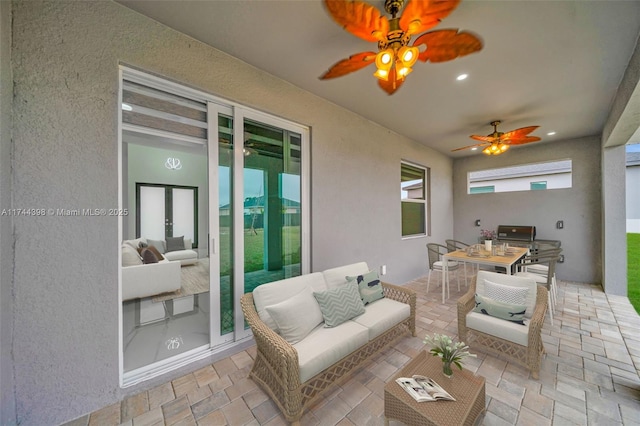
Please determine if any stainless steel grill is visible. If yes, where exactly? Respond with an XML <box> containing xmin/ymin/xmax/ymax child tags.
<box><xmin>496</xmin><ymin>225</ymin><xmax>536</xmax><ymax>242</ymax></box>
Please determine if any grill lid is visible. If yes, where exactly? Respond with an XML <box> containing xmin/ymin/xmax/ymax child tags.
<box><xmin>497</xmin><ymin>225</ymin><xmax>536</xmax><ymax>242</ymax></box>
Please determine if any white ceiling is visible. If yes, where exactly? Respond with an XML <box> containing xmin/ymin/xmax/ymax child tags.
<box><xmin>117</xmin><ymin>0</ymin><xmax>640</xmax><ymax>157</ymax></box>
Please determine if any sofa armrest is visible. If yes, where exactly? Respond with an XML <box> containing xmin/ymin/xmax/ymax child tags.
<box><xmin>381</xmin><ymin>282</ymin><xmax>416</xmax><ymax>336</ymax></box>
<box><xmin>122</xmin><ymin>260</ymin><xmax>181</xmax><ymax>301</ymax></box>
<box><xmin>241</xmin><ymin>293</ymin><xmax>301</xmax><ymax>390</ymax></box>
<box><xmin>457</xmin><ymin>280</ymin><xmax>477</xmax><ymax>342</ymax></box>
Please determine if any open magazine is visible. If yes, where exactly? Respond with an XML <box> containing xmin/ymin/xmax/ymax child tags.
<box><xmin>395</xmin><ymin>375</ymin><xmax>456</xmax><ymax>402</ymax></box>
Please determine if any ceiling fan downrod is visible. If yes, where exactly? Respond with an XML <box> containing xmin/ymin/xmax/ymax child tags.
<box><xmin>384</xmin><ymin>0</ymin><xmax>404</xmax><ymax>17</ymax></box>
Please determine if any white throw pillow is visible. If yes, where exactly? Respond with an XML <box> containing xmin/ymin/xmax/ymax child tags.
<box><xmin>121</xmin><ymin>244</ymin><xmax>142</xmax><ymax>267</ymax></box>
<box><xmin>484</xmin><ymin>279</ymin><xmax>529</xmax><ymax>306</ymax></box>
<box><xmin>265</xmin><ymin>286</ymin><xmax>324</xmax><ymax>344</ymax></box>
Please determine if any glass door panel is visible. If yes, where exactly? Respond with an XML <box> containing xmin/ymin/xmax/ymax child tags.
<box><xmin>242</xmin><ymin>119</ymin><xmax>302</xmax><ymax>296</ymax></box>
<box><xmin>121</xmin><ymin>73</ymin><xmax>211</xmax><ymax>377</ymax></box>
<box><xmin>172</xmin><ymin>188</ymin><xmax>195</xmax><ymax>242</ymax></box>
<box><xmin>217</xmin><ymin>113</ymin><xmax>235</xmax><ymax>338</ymax></box>
<box><xmin>139</xmin><ymin>186</ymin><xmax>165</xmax><ymax>239</ymax></box>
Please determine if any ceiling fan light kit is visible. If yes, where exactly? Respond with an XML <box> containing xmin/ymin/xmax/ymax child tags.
<box><xmin>320</xmin><ymin>0</ymin><xmax>483</xmax><ymax>95</ymax></box>
<box><xmin>453</xmin><ymin>120</ymin><xmax>542</xmax><ymax>156</ymax></box>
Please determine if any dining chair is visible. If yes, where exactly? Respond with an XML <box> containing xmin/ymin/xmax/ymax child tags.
<box><xmin>515</xmin><ymin>248</ymin><xmax>562</xmax><ymax>325</ymax></box>
<box><xmin>445</xmin><ymin>239</ymin><xmax>475</xmax><ymax>281</ymax></box>
<box><xmin>426</xmin><ymin>243</ymin><xmax>464</xmax><ymax>298</ymax></box>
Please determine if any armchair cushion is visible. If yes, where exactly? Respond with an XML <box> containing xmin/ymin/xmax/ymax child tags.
<box><xmin>483</xmin><ymin>280</ymin><xmax>529</xmax><ymax>305</ymax></box>
<box><xmin>473</xmin><ymin>293</ymin><xmax>527</xmax><ymax>325</ymax></box>
<box><xmin>475</xmin><ymin>271</ymin><xmax>537</xmax><ymax>319</ymax></box>
<box><xmin>466</xmin><ymin>311</ymin><xmax>529</xmax><ymax>346</ymax></box>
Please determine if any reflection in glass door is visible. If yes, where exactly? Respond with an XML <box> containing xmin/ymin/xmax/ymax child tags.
<box><xmin>119</xmin><ymin>68</ymin><xmax>309</xmax><ymax>385</ymax></box>
<box><xmin>242</xmin><ymin>118</ymin><xmax>302</xmax><ymax>302</ymax></box>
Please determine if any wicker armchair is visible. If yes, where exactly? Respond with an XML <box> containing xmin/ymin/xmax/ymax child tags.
<box><xmin>241</xmin><ymin>282</ymin><xmax>416</xmax><ymax>424</ymax></box>
<box><xmin>457</xmin><ymin>271</ymin><xmax>548</xmax><ymax>379</ymax></box>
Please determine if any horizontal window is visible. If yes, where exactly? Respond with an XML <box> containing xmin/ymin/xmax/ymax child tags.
<box><xmin>469</xmin><ymin>160</ymin><xmax>571</xmax><ymax>194</ymax></box>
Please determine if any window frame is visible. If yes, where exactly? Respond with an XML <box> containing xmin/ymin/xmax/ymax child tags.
<box><xmin>401</xmin><ymin>161</ymin><xmax>430</xmax><ymax>238</ymax></box>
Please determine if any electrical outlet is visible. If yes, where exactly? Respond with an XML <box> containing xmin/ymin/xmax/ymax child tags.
<box><xmin>380</xmin><ymin>265</ymin><xmax>387</xmax><ymax>276</ymax></box>
<box><xmin>558</xmin><ymin>255</ymin><xmax>565</xmax><ymax>263</ymax></box>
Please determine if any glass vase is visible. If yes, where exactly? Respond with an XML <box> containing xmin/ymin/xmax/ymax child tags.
<box><xmin>442</xmin><ymin>361</ymin><xmax>453</xmax><ymax>378</ymax></box>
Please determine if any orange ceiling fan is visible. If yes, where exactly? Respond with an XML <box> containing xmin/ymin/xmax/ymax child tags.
<box><xmin>319</xmin><ymin>0</ymin><xmax>483</xmax><ymax>95</ymax></box>
<box><xmin>452</xmin><ymin>121</ymin><xmax>542</xmax><ymax>155</ymax></box>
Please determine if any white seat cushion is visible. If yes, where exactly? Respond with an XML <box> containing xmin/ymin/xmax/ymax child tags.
<box><xmin>253</xmin><ymin>272</ymin><xmax>327</xmax><ymax>331</ymax></box>
<box><xmin>164</xmin><ymin>249</ymin><xmax>198</xmax><ymax>262</ymax></box>
<box><xmin>322</xmin><ymin>262</ymin><xmax>369</xmax><ymax>288</ymax></box>
<box><xmin>351</xmin><ymin>298</ymin><xmax>410</xmax><ymax>340</ymax></box>
<box><xmin>466</xmin><ymin>311</ymin><xmax>529</xmax><ymax>346</ymax></box>
<box><xmin>433</xmin><ymin>260</ymin><xmax>459</xmax><ymax>270</ymax></box>
<box><xmin>294</xmin><ymin>321</ymin><xmax>369</xmax><ymax>382</ymax></box>
<box><xmin>515</xmin><ymin>271</ymin><xmax>547</xmax><ymax>284</ymax></box>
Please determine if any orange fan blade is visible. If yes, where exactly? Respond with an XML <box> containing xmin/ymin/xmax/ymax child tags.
<box><xmin>399</xmin><ymin>0</ymin><xmax>461</xmax><ymax>36</ymax></box>
<box><xmin>323</xmin><ymin>0</ymin><xmax>389</xmax><ymax>42</ymax></box>
<box><xmin>499</xmin><ymin>126</ymin><xmax>539</xmax><ymax>142</ymax></box>
<box><xmin>469</xmin><ymin>134</ymin><xmax>495</xmax><ymax>143</ymax></box>
<box><xmin>451</xmin><ymin>142</ymin><xmax>489</xmax><ymax>152</ymax></box>
<box><xmin>320</xmin><ymin>52</ymin><xmax>377</xmax><ymax>79</ymax></box>
<box><xmin>378</xmin><ymin>68</ymin><xmax>405</xmax><ymax>95</ymax></box>
<box><xmin>506</xmin><ymin>136</ymin><xmax>542</xmax><ymax>145</ymax></box>
<box><xmin>413</xmin><ymin>29</ymin><xmax>483</xmax><ymax>63</ymax></box>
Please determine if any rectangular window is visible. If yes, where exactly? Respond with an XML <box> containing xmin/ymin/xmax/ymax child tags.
<box><xmin>469</xmin><ymin>185</ymin><xmax>495</xmax><ymax>194</ymax></box>
<box><xmin>468</xmin><ymin>159</ymin><xmax>571</xmax><ymax>194</ymax></box>
<box><xmin>401</xmin><ymin>162</ymin><xmax>429</xmax><ymax>237</ymax></box>
<box><xmin>530</xmin><ymin>181</ymin><xmax>547</xmax><ymax>190</ymax></box>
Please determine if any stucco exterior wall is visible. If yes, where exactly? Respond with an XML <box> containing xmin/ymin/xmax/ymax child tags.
<box><xmin>9</xmin><ymin>1</ymin><xmax>453</xmax><ymax>423</ymax></box>
<box><xmin>453</xmin><ymin>136</ymin><xmax>602</xmax><ymax>284</ymax></box>
<box><xmin>0</xmin><ymin>1</ymin><xmax>15</xmax><ymax>424</ymax></box>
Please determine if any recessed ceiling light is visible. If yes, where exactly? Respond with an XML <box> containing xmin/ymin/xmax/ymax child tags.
<box><xmin>547</xmin><ymin>131</ymin><xmax>556</xmax><ymax>136</ymax></box>
<box><xmin>471</xmin><ymin>147</ymin><xmax>477</xmax><ymax>150</ymax></box>
<box><xmin>456</xmin><ymin>74</ymin><xmax>468</xmax><ymax>81</ymax></box>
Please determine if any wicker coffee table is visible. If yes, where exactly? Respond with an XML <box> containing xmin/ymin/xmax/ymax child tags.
<box><xmin>384</xmin><ymin>351</ymin><xmax>485</xmax><ymax>426</ymax></box>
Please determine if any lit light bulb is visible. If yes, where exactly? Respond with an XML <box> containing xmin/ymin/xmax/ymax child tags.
<box><xmin>380</xmin><ymin>52</ymin><xmax>392</xmax><ymax>64</ymax></box>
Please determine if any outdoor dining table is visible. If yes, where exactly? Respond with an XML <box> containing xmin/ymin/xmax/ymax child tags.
<box><xmin>441</xmin><ymin>246</ymin><xmax>529</xmax><ymax>303</ymax></box>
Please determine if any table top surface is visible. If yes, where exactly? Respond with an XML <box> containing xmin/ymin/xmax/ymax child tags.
<box><xmin>385</xmin><ymin>351</ymin><xmax>485</xmax><ymax>425</ymax></box>
<box><xmin>444</xmin><ymin>246</ymin><xmax>528</xmax><ymax>267</ymax></box>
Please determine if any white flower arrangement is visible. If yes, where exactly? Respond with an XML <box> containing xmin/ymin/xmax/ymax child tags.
<box><xmin>423</xmin><ymin>333</ymin><xmax>476</xmax><ymax>373</ymax></box>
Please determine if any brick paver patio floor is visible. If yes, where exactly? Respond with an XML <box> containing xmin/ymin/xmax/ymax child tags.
<box><xmin>68</xmin><ymin>276</ymin><xmax>640</xmax><ymax>425</ymax></box>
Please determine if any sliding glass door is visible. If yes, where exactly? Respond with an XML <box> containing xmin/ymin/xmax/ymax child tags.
<box><xmin>119</xmin><ymin>67</ymin><xmax>309</xmax><ymax>385</ymax></box>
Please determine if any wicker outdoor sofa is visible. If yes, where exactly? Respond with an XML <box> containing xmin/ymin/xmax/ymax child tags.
<box><xmin>458</xmin><ymin>270</ymin><xmax>548</xmax><ymax>379</ymax></box>
<box><xmin>240</xmin><ymin>262</ymin><xmax>416</xmax><ymax>424</ymax></box>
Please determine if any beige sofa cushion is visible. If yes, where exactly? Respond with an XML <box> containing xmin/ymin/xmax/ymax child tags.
<box><xmin>351</xmin><ymin>298</ymin><xmax>410</xmax><ymax>340</ymax></box>
<box><xmin>253</xmin><ymin>272</ymin><xmax>327</xmax><ymax>332</ymax></box>
<box><xmin>322</xmin><ymin>262</ymin><xmax>369</xmax><ymax>288</ymax></box>
<box><xmin>265</xmin><ymin>287</ymin><xmax>324</xmax><ymax>344</ymax></box>
<box><xmin>466</xmin><ymin>311</ymin><xmax>529</xmax><ymax>346</ymax></box>
<box><xmin>294</xmin><ymin>320</ymin><xmax>369</xmax><ymax>382</ymax></box>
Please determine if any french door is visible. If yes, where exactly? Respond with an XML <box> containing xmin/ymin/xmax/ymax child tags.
<box><xmin>136</xmin><ymin>184</ymin><xmax>198</xmax><ymax>247</ymax></box>
<box><xmin>119</xmin><ymin>67</ymin><xmax>309</xmax><ymax>385</ymax></box>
